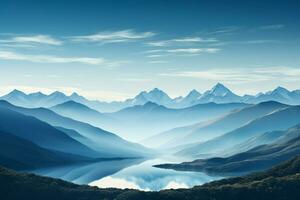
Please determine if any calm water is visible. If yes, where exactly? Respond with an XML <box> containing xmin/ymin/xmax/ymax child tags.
<box><xmin>33</xmin><ymin>157</ymin><xmax>223</xmax><ymax>191</ymax></box>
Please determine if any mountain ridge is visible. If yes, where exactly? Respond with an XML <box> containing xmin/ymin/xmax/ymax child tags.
<box><xmin>155</xmin><ymin>124</ymin><xmax>300</xmax><ymax>175</ymax></box>
<box><xmin>146</xmin><ymin>101</ymin><xmax>289</xmax><ymax>148</ymax></box>
<box><xmin>2</xmin><ymin>83</ymin><xmax>300</xmax><ymax>112</ymax></box>
<box><xmin>176</xmin><ymin>105</ymin><xmax>300</xmax><ymax>158</ymax></box>
<box><xmin>0</xmin><ymin>100</ymin><xmax>154</xmax><ymax>158</ymax></box>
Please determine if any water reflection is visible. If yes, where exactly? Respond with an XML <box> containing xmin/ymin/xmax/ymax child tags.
<box><xmin>33</xmin><ymin>158</ymin><xmax>144</xmax><ymax>184</ymax></box>
<box><xmin>33</xmin><ymin>157</ymin><xmax>223</xmax><ymax>191</ymax></box>
<box><xmin>89</xmin><ymin>158</ymin><xmax>223</xmax><ymax>191</ymax></box>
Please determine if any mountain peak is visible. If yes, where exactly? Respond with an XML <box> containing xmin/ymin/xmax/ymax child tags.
<box><xmin>69</xmin><ymin>92</ymin><xmax>88</xmax><ymax>103</ymax></box>
<box><xmin>212</xmin><ymin>82</ymin><xmax>227</xmax><ymax>89</ymax></box>
<box><xmin>273</xmin><ymin>86</ymin><xmax>290</xmax><ymax>94</ymax></box>
<box><xmin>70</xmin><ymin>92</ymin><xmax>80</xmax><ymax>97</ymax></box>
<box><xmin>132</xmin><ymin>88</ymin><xmax>172</xmax><ymax>106</ymax></box>
<box><xmin>209</xmin><ymin>83</ymin><xmax>232</xmax><ymax>96</ymax></box>
<box><xmin>52</xmin><ymin>100</ymin><xmax>100</xmax><ymax>113</ymax></box>
<box><xmin>185</xmin><ymin>89</ymin><xmax>201</xmax><ymax>99</ymax></box>
<box><xmin>4</xmin><ymin>89</ymin><xmax>27</xmax><ymax>99</ymax></box>
<box><xmin>143</xmin><ymin>101</ymin><xmax>159</xmax><ymax>107</ymax></box>
<box><xmin>190</xmin><ymin>89</ymin><xmax>201</xmax><ymax>95</ymax></box>
<box><xmin>29</xmin><ymin>91</ymin><xmax>46</xmax><ymax>97</ymax></box>
<box><xmin>54</xmin><ymin>100</ymin><xmax>86</xmax><ymax>108</ymax></box>
<box><xmin>9</xmin><ymin>89</ymin><xmax>26</xmax><ymax>96</ymax></box>
<box><xmin>49</xmin><ymin>91</ymin><xmax>66</xmax><ymax>97</ymax></box>
<box><xmin>148</xmin><ymin>88</ymin><xmax>166</xmax><ymax>95</ymax></box>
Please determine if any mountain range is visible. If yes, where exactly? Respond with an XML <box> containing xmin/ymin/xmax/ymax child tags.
<box><xmin>147</xmin><ymin>101</ymin><xmax>289</xmax><ymax>148</ymax></box>
<box><xmin>0</xmin><ymin>130</ymin><xmax>91</xmax><ymax>170</ymax></box>
<box><xmin>109</xmin><ymin>101</ymin><xmax>248</xmax><ymax>141</ymax></box>
<box><xmin>2</xmin><ymin>83</ymin><xmax>300</xmax><ymax>112</ymax></box>
<box><xmin>156</xmin><ymin>124</ymin><xmax>300</xmax><ymax>175</ymax></box>
<box><xmin>49</xmin><ymin>100</ymin><xmax>247</xmax><ymax>142</ymax></box>
<box><xmin>176</xmin><ymin>105</ymin><xmax>300</xmax><ymax>158</ymax></box>
<box><xmin>0</xmin><ymin>106</ymin><xmax>98</xmax><ymax>158</ymax></box>
<box><xmin>0</xmin><ymin>100</ymin><xmax>154</xmax><ymax>162</ymax></box>
<box><xmin>2</xmin><ymin>84</ymin><xmax>300</xmax><ymax>195</ymax></box>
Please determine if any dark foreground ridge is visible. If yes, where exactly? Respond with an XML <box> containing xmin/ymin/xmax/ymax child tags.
<box><xmin>1</xmin><ymin>155</ymin><xmax>300</xmax><ymax>200</ymax></box>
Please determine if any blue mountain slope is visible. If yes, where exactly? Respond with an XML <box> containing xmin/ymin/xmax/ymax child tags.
<box><xmin>110</xmin><ymin>101</ymin><xmax>248</xmax><ymax>141</ymax></box>
<box><xmin>0</xmin><ymin>106</ymin><xmax>99</xmax><ymax>158</ymax></box>
<box><xmin>0</xmin><ymin>131</ymin><xmax>90</xmax><ymax>170</ymax></box>
<box><xmin>177</xmin><ymin>105</ymin><xmax>300</xmax><ymax>158</ymax></box>
<box><xmin>221</xmin><ymin>124</ymin><xmax>300</xmax><ymax>157</ymax></box>
<box><xmin>157</xmin><ymin>124</ymin><xmax>300</xmax><ymax>174</ymax></box>
<box><xmin>50</xmin><ymin>100</ymin><xmax>118</xmax><ymax>132</ymax></box>
<box><xmin>152</xmin><ymin>101</ymin><xmax>288</xmax><ymax>148</ymax></box>
<box><xmin>0</xmin><ymin>100</ymin><xmax>153</xmax><ymax>158</ymax></box>
<box><xmin>51</xmin><ymin>100</ymin><xmax>104</xmax><ymax>117</ymax></box>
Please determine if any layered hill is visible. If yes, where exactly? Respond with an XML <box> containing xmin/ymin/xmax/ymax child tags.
<box><xmin>0</xmin><ymin>100</ymin><xmax>154</xmax><ymax>158</ymax></box>
<box><xmin>157</xmin><ymin>124</ymin><xmax>300</xmax><ymax>174</ymax></box>
<box><xmin>109</xmin><ymin>101</ymin><xmax>248</xmax><ymax>141</ymax></box>
<box><xmin>148</xmin><ymin>101</ymin><xmax>288</xmax><ymax>148</ymax></box>
<box><xmin>177</xmin><ymin>105</ymin><xmax>300</xmax><ymax>158</ymax></box>
<box><xmin>0</xmin><ymin>106</ymin><xmax>98</xmax><ymax>158</ymax></box>
<box><xmin>0</xmin><ymin>131</ymin><xmax>90</xmax><ymax>170</ymax></box>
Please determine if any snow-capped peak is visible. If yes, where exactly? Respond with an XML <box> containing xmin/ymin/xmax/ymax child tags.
<box><xmin>187</xmin><ymin>89</ymin><xmax>201</xmax><ymax>98</ymax></box>
<box><xmin>8</xmin><ymin>89</ymin><xmax>26</xmax><ymax>97</ymax></box>
<box><xmin>272</xmin><ymin>86</ymin><xmax>290</xmax><ymax>94</ymax></box>
<box><xmin>209</xmin><ymin>83</ymin><xmax>232</xmax><ymax>96</ymax></box>
<box><xmin>132</xmin><ymin>88</ymin><xmax>172</xmax><ymax>105</ymax></box>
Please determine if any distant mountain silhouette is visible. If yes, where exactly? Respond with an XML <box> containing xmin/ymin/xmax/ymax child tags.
<box><xmin>110</xmin><ymin>101</ymin><xmax>248</xmax><ymax>141</ymax></box>
<box><xmin>242</xmin><ymin>86</ymin><xmax>300</xmax><ymax>105</ymax></box>
<box><xmin>173</xmin><ymin>89</ymin><xmax>201</xmax><ymax>108</ymax></box>
<box><xmin>221</xmin><ymin>124</ymin><xmax>300</xmax><ymax>157</ymax></box>
<box><xmin>156</xmin><ymin>124</ymin><xmax>300</xmax><ymax>174</ymax></box>
<box><xmin>0</xmin><ymin>130</ymin><xmax>90</xmax><ymax>170</ymax></box>
<box><xmin>196</xmin><ymin>83</ymin><xmax>241</xmax><ymax>104</ymax></box>
<box><xmin>0</xmin><ymin>106</ymin><xmax>98</xmax><ymax>158</ymax></box>
<box><xmin>50</xmin><ymin>101</ymin><xmax>121</xmax><ymax>137</ymax></box>
<box><xmin>177</xmin><ymin>105</ymin><xmax>300</xmax><ymax>158</ymax></box>
<box><xmin>0</xmin><ymin>100</ymin><xmax>154</xmax><ymax>158</ymax></box>
<box><xmin>150</xmin><ymin>101</ymin><xmax>289</xmax><ymax>148</ymax></box>
<box><xmin>2</xmin><ymin>84</ymin><xmax>300</xmax><ymax>112</ymax></box>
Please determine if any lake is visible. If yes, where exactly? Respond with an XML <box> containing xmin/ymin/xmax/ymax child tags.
<box><xmin>33</xmin><ymin>156</ymin><xmax>223</xmax><ymax>191</ymax></box>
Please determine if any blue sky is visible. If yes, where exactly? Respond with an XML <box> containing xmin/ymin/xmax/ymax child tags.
<box><xmin>0</xmin><ymin>0</ymin><xmax>300</xmax><ymax>100</ymax></box>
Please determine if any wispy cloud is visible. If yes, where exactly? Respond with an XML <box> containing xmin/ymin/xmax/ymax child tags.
<box><xmin>148</xmin><ymin>60</ymin><xmax>168</xmax><ymax>64</ymax></box>
<box><xmin>70</xmin><ymin>29</ymin><xmax>156</xmax><ymax>44</ymax></box>
<box><xmin>146</xmin><ymin>54</ymin><xmax>165</xmax><ymax>58</ymax></box>
<box><xmin>159</xmin><ymin>66</ymin><xmax>300</xmax><ymax>83</ymax></box>
<box><xmin>259</xmin><ymin>24</ymin><xmax>285</xmax><ymax>30</ymax></box>
<box><xmin>206</xmin><ymin>26</ymin><xmax>240</xmax><ymax>35</ymax></box>
<box><xmin>241</xmin><ymin>40</ymin><xmax>280</xmax><ymax>44</ymax></box>
<box><xmin>144</xmin><ymin>48</ymin><xmax>220</xmax><ymax>59</ymax></box>
<box><xmin>146</xmin><ymin>37</ymin><xmax>217</xmax><ymax>47</ymax></box>
<box><xmin>145</xmin><ymin>48</ymin><xmax>220</xmax><ymax>57</ymax></box>
<box><xmin>167</xmin><ymin>48</ymin><xmax>220</xmax><ymax>53</ymax></box>
<box><xmin>207</xmin><ymin>39</ymin><xmax>280</xmax><ymax>47</ymax></box>
<box><xmin>0</xmin><ymin>50</ymin><xmax>106</xmax><ymax>65</ymax></box>
<box><xmin>0</xmin><ymin>35</ymin><xmax>62</xmax><ymax>46</ymax></box>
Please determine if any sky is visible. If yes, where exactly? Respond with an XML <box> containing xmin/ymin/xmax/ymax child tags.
<box><xmin>0</xmin><ymin>0</ymin><xmax>300</xmax><ymax>101</ymax></box>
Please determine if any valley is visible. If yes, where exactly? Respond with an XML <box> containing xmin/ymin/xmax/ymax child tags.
<box><xmin>1</xmin><ymin>84</ymin><xmax>300</xmax><ymax>193</ymax></box>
